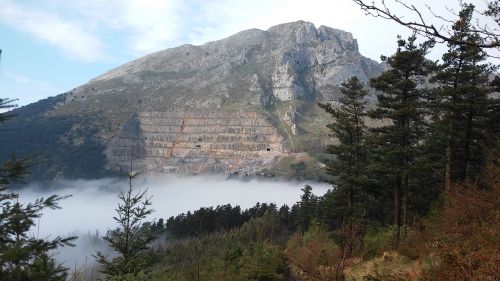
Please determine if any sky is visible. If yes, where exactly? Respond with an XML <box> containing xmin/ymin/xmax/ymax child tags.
<box><xmin>0</xmin><ymin>0</ymin><xmax>497</xmax><ymax>106</ymax></box>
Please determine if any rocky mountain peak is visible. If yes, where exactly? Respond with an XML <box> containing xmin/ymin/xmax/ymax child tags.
<box><xmin>91</xmin><ymin>21</ymin><xmax>362</xmax><ymax>83</ymax></box>
<box><xmin>267</xmin><ymin>21</ymin><xmax>358</xmax><ymax>51</ymax></box>
<box><xmin>1</xmin><ymin>21</ymin><xmax>384</xmax><ymax>181</ymax></box>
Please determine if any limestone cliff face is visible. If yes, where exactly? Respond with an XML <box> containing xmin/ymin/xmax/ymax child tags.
<box><xmin>76</xmin><ymin>21</ymin><xmax>380</xmax><ymax>108</ymax></box>
<box><xmin>0</xmin><ymin>21</ymin><xmax>384</xmax><ymax>180</ymax></box>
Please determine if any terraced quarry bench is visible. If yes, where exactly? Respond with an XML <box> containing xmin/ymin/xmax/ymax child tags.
<box><xmin>106</xmin><ymin>109</ymin><xmax>286</xmax><ymax>174</ymax></box>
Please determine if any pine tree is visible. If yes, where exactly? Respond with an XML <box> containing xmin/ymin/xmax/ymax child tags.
<box><xmin>0</xmin><ymin>98</ymin><xmax>76</xmax><ymax>281</ymax></box>
<box><xmin>429</xmin><ymin>4</ymin><xmax>498</xmax><ymax>195</ymax></box>
<box><xmin>95</xmin><ymin>169</ymin><xmax>156</xmax><ymax>279</ymax></box>
<box><xmin>318</xmin><ymin>76</ymin><xmax>370</xmax><ymax>255</ymax></box>
<box><xmin>368</xmin><ymin>35</ymin><xmax>434</xmax><ymax>247</ymax></box>
<box><xmin>296</xmin><ymin>185</ymin><xmax>317</xmax><ymax>233</ymax></box>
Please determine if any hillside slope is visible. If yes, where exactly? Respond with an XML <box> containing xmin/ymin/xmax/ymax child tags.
<box><xmin>0</xmin><ymin>21</ymin><xmax>384</xmax><ymax>181</ymax></box>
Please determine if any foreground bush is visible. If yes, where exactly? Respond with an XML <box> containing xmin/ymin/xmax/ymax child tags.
<box><xmin>404</xmin><ymin>163</ymin><xmax>500</xmax><ymax>280</ymax></box>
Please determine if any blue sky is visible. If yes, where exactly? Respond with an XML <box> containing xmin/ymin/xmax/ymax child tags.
<box><xmin>0</xmin><ymin>0</ymin><xmax>496</xmax><ymax>106</ymax></box>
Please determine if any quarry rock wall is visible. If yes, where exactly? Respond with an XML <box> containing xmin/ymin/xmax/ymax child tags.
<box><xmin>107</xmin><ymin>109</ymin><xmax>286</xmax><ymax>175</ymax></box>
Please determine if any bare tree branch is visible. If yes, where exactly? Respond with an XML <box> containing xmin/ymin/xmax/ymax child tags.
<box><xmin>352</xmin><ymin>0</ymin><xmax>500</xmax><ymax>49</ymax></box>
<box><xmin>426</xmin><ymin>4</ymin><xmax>454</xmax><ymax>24</ymax></box>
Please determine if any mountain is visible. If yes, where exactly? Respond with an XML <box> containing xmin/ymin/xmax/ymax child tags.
<box><xmin>1</xmin><ymin>21</ymin><xmax>384</xmax><ymax>181</ymax></box>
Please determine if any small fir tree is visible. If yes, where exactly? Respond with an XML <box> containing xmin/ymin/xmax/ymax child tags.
<box><xmin>95</xmin><ymin>169</ymin><xmax>156</xmax><ymax>279</ymax></box>
<box><xmin>296</xmin><ymin>185</ymin><xmax>317</xmax><ymax>233</ymax></box>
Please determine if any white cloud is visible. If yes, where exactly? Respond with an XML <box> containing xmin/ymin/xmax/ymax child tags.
<box><xmin>52</xmin><ymin>0</ymin><xmax>183</xmax><ymax>55</ymax></box>
<box><xmin>2</xmin><ymin>0</ymin><xmax>497</xmax><ymax>64</ymax></box>
<box><xmin>120</xmin><ymin>1</ymin><xmax>181</xmax><ymax>53</ymax></box>
<box><xmin>0</xmin><ymin>0</ymin><xmax>105</xmax><ymax>62</ymax></box>
<box><xmin>34</xmin><ymin>0</ymin><xmax>382</xmax><ymax>58</ymax></box>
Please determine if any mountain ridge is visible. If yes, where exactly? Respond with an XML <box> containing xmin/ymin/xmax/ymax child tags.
<box><xmin>91</xmin><ymin>21</ymin><xmax>362</xmax><ymax>83</ymax></box>
<box><xmin>1</xmin><ymin>21</ymin><xmax>384</xmax><ymax>181</ymax></box>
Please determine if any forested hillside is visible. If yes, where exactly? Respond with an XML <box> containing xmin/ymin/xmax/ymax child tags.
<box><xmin>0</xmin><ymin>1</ymin><xmax>499</xmax><ymax>281</ymax></box>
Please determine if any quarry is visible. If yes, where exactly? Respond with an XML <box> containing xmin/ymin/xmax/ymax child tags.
<box><xmin>107</xmin><ymin>109</ymin><xmax>286</xmax><ymax>175</ymax></box>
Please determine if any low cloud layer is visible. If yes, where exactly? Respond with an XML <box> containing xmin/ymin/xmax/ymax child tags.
<box><xmin>18</xmin><ymin>175</ymin><xmax>330</xmax><ymax>270</ymax></box>
<box><xmin>20</xmin><ymin>175</ymin><xmax>330</xmax><ymax>237</ymax></box>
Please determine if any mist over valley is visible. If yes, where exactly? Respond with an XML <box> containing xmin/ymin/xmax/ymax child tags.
<box><xmin>20</xmin><ymin>175</ymin><xmax>330</xmax><ymax>237</ymax></box>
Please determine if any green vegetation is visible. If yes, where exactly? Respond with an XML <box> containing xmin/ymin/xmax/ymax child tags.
<box><xmin>88</xmin><ymin>4</ymin><xmax>496</xmax><ymax>280</ymax></box>
<box><xmin>165</xmin><ymin>203</ymin><xmax>282</xmax><ymax>238</ymax></box>
<box><xmin>318</xmin><ymin>76</ymin><xmax>370</xmax><ymax>258</ymax></box>
<box><xmin>0</xmin><ymin>96</ymin><xmax>114</xmax><ymax>181</ymax></box>
<box><xmin>153</xmin><ymin>212</ymin><xmax>289</xmax><ymax>281</ymax></box>
<box><xmin>259</xmin><ymin>153</ymin><xmax>326</xmax><ymax>181</ymax></box>
<box><xmin>2</xmin><ymin>2</ymin><xmax>499</xmax><ymax>280</ymax></box>
<box><xmin>0</xmin><ymin>98</ymin><xmax>76</xmax><ymax>281</ymax></box>
<box><xmin>368</xmin><ymin>34</ymin><xmax>435</xmax><ymax>247</ymax></box>
<box><xmin>95</xmin><ymin>170</ymin><xmax>157</xmax><ymax>279</ymax></box>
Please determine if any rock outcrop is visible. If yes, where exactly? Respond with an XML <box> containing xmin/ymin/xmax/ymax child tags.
<box><xmin>77</xmin><ymin>21</ymin><xmax>380</xmax><ymax>109</ymax></box>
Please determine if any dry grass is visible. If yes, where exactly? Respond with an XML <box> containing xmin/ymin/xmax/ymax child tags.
<box><xmin>344</xmin><ymin>252</ymin><xmax>422</xmax><ymax>281</ymax></box>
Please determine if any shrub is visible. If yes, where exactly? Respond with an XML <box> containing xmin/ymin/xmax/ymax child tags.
<box><xmin>362</xmin><ymin>227</ymin><xmax>393</xmax><ymax>259</ymax></box>
<box><xmin>286</xmin><ymin>226</ymin><xmax>344</xmax><ymax>280</ymax></box>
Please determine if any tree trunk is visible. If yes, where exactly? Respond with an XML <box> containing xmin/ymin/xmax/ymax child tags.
<box><xmin>403</xmin><ymin>114</ymin><xmax>409</xmax><ymax>228</ymax></box>
<box><xmin>444</xmin><ymin>121</ymin><xmax>453</xmax><ymax>209</ymax></box>
<box><xmin>347</xmin><ymin>185</ymin><xmax>353</xmax><ymax>257</ymax></box>
<box><xmin>445</xmin><ymin>56</ymin><xmax>463</xmax><ymax>206</ymax></box>
<box><xmin>463</xmin><ymin>89</ymin><xmax>475</xmax><ymax>182</ymax></box>
<box><xmin>394</xmin><ymin>176</ymin><xmax>401</xmax><ymax>248</ymax></box>
<box><xmin>402</xmin><ymin>179</ymin><xmax>408</xmax><ymax>241</ymax></box>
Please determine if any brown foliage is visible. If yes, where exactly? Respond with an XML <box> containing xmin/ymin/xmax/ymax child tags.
<box><xmin>285</xmin><ymin>227</ymin><xmax>345</xmax><ymax>281</ymax></box>
<box><xmin>404</xmin><ymin>163</ymin><xmax>500</xmax><ymax>280</ymax></box>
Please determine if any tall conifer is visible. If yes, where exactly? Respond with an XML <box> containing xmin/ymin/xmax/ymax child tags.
<box><xmin>368</xmin><ymin>35</ymin><xmax>434</xmax><ymax>247</ymax></box>
<box><xmin>319</xmin><ymin>76</ymin><xmax>370</xmax><ymax>255</ymax></box>
<box><xmin>430</xmin><ymin>4</ymin><xmax>498</xmax><ymax>193</ymax></box>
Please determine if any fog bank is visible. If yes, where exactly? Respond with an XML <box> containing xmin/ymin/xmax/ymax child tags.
<box><xmin>19</xmin><ymin>175</ymin><xmax>330</xmax><ymax>237</ymax></box>
<box><xmin>18</xmin><ymin>175</ymin><xmax>330</xmax><ymax>270</ymax></box>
